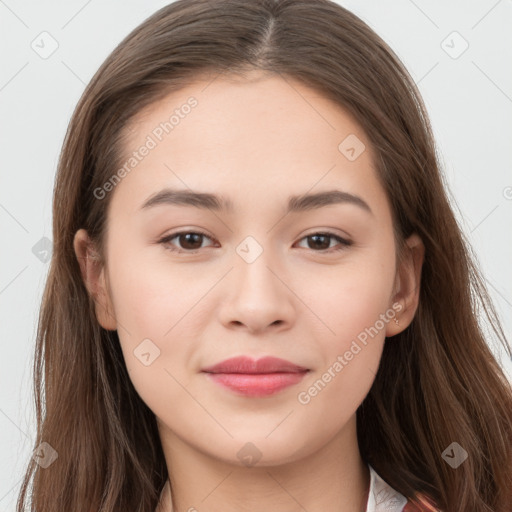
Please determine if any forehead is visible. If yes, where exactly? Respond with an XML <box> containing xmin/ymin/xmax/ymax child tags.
<box><xmin>109</xmin><ymin>71</ymin><xmax>389</xmax><ymax>219</ymax></box>
<box><xmin>125</xmin><ymin>70</ymin><xmax>367</xmax><ymax>155</ymax></box>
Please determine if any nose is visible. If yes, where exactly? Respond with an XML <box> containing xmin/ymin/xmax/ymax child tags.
<box><xmin>217</xmin><ymin>244</ymin><xmax>295</xmax><ymax>335</ymax></box>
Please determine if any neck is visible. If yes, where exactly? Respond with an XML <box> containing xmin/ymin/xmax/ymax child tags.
<box><xmin>157</xmin><ymin>416</ymin><xmax>370</xmax><ymax>512</ymax></box>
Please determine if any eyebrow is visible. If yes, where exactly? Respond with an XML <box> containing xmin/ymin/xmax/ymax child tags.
<box><xmin>140</xmin><ymin>188</ymin><xmax>372</xmax><ymax>215</ymax></box>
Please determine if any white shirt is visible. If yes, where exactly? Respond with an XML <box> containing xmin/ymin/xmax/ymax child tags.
<box><xmin>366</xmin><ymin>464</ymin><xmax>409</xmax><ymax>511</ymax></box>
<box><xmin>155</xmin><ymin>463</ymin><xmax>409</xmax><ymax>512</ymax></box>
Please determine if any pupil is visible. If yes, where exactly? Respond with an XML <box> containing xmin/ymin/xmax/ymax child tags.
<box><xmin>310</xmin><ymin>234</ymin><xmax>329</xmax><ymax>250</ymax></box>
<box><xmin>181</xmin><ymin>233</ymin><xmax>202</xmax><ymax>249</ymax></box>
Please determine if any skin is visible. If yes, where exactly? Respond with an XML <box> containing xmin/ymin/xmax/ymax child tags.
<box><xmin>74</xmin><ymin>70</ymin><xmax>424</xmax><ymax>512</ymax></box>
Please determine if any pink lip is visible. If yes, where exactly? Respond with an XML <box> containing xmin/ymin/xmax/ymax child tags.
<box><xmin>202</xmin><ymin>356</ymin><xmax>309</xmax><ymax>397</ymax></box>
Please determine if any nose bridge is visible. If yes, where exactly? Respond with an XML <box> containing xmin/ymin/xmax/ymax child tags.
<box><xmin>233</xmin><ymin>233</ymin><xmax>283</xmax><ymax>297</ymax></box>
<box><xmin>219</xmin><ymin>232</ymin><xmax>293</xmax><ymax>331</ymax></box>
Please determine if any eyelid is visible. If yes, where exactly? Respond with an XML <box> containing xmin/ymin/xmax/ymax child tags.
<box><xmin>301</xmin><ymin>228</ymin><xmax>352</xmax><ymax>243</ymax></box>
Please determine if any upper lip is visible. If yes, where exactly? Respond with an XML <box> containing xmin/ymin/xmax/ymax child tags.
<box><xmin>202</xmin><ymin>356</ymin><xmax>309</xmax><ymax>374</ymax></box>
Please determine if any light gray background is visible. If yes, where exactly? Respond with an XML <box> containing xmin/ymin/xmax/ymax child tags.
<box><xmin>1</xmin><ymin>0</ymin><xmax>511</xmax><ymax>509</ymax></box>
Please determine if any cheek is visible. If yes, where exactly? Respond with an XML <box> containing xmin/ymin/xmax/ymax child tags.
<box><xmin>107</xmin><ymin>260</ymin><xmax>188</xmax><ymax>414</ymax></box>
<box><xmin>295</xmin><ymin>269</ymin><xmax>391</xmax><ymax>430</ymax></box>
<box><xmin>106</xmin><ymin>243</ymin><xmax>192</xmax><ymax>335</ymax></box>
<box><xmin>304</xmin><ymin>274</ymin><xmax>388</xmax><ymax>396</ymax></box>
<box><xmin>295</xmin><ymin>247</ymin><xmax>395</xmax><ymax>403</ymax></box>
<box><xmin>105</xmin><ymin>246</ymin><xmax>209</xmax><ymax>393</ymax></box>
<box><xmin>301</xmin><ymin>254</ymin><xmax>395</xmax><ymax>341</ymax></box>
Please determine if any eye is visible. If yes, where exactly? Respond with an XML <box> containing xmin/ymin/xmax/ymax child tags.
<box><xmin>295</xmin><ymin>232</ymin><xmax>353</xmax><ymax>253</ymax></box>
<box><xmin>157</xmin><ymin>230</ymin><xmax>352</xmax><ymax>254</ymax></box>
<box><xmin>158</xmin><ymin>230</ymin><xmax>216</xmax><ymax>253</ymax></box>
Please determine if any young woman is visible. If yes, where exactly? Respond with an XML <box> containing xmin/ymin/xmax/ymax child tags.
<box><xmin>16</xmin><ymin>1</ymin><xmax>512</xmax><ymax>511</ymax></box>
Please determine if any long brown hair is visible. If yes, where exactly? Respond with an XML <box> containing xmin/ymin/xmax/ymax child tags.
<box><xmin>17</xmin><ymin>1</ymin><xmax>512</xmax><ymax>511</ymax></box>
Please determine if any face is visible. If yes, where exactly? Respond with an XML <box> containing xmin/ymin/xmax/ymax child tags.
<box><xmin>76</xmin><ymin>70</ymin><xmax>420</xmax><ymax>468</ymax></box>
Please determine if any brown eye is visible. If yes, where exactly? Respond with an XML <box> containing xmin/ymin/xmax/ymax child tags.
<box><xmin>176</xmin><ymin>233</ymin><xmax>204</xmax><ymax>250</ymax></box>
<box><xmin>306</xmin><ymin>234</ymin><xmax>331</xmax><ymax>250</ymax></box>
<box><xmin>158</xmin><ymin>230</ymin><xmax>215</xmax><ymax>253</ymax></box>
<box><xmin>295</xmin><ymin>232</ymin><xmax>352</xmax><ymax>252</ymax></box>
<box><xmin>158</xmin><ymin>230</ymin><xmax>352</xmax><ymax>254</ymax></box>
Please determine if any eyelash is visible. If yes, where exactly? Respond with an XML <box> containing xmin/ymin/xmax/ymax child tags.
<box><xmin>157</xmin><ymin>229</ymin><xmax>353</xmax><ymax>254</ymax></box>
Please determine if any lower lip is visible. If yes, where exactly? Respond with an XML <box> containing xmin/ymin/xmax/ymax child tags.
<box><xmin>204</xmin><ymin>372</ymin><xmax>308</xmax><ymax>397</ymax></box>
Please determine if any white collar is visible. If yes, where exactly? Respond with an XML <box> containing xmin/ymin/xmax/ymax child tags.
<box><xmin>366</xmin><ymin>464</ymin><xmax>408</xmax><ymax>511</ymax></box>
<box><xmin>156</xmin><ymin>464</ymin><xmax>408</xmax><ymax>512</ymax></box>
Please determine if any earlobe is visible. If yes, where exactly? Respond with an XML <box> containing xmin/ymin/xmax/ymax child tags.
<box><xmin>385</xmin><ymin>233</ymin><xmax>425</xmax><ymax>337</ymax></box>
<box><xmin>73</xmin><ymin>229</ymin><xmax>117</xmax><ymax>331</ymax></box>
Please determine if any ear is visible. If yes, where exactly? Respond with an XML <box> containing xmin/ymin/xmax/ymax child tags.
<box><xmin>73</xmin><ymin>229</ymin><xmax>117</xmax><ymax>331</ymax></box>
<box><xmin>385</xmin><ymin>233</ymin><xmax>425</xmax><ymax>337</ymax></box>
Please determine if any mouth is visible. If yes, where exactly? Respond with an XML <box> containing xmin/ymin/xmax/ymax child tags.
<box><xmin>201</xmin><ymin>356</ymin><xmax>310</xmax><ymax>397</ymax></box>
